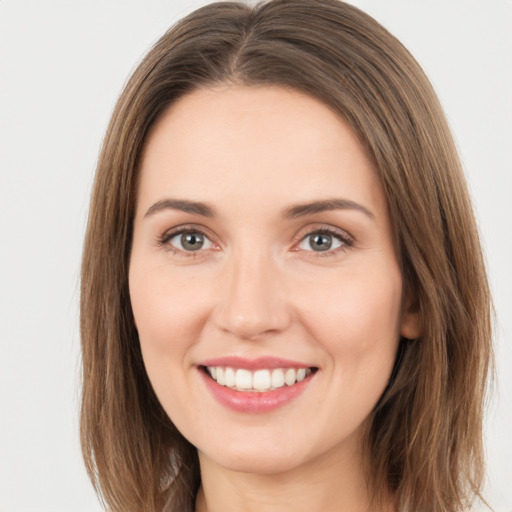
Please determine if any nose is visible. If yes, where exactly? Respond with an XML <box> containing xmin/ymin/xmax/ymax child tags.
<box><xmin>212</xmin><ymin>251</ymin><xmax>292</xmax><ymax>340</ymax></box>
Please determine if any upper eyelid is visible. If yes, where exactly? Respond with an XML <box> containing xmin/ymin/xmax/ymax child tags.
<box><xmin>158</xmin><ymin>225</ymin><xmax>218</xmax><ymax>253</ymax></box>
<box><xmin>158</xmin><ymin>223</ymin><xmax>354</xmax><ymax>250</ymax></box>
<box><xmin>155</xmin><ymin>227</ymin><xmax>217</xmax><ymax>260</ymax></box>
<box><xmin>162</xmin><ymin>224</ymin><xmax>215</xmax><ymax>240</ymax></box>
<box><xmin>292</xmin><ymin>225</ymin><xmax>355</xmax><ymax>258</ymax></box>
<box><xmin>294</xmin><ymin>224</ymin><xmax>354</xmax><ymax>243</ymax></box>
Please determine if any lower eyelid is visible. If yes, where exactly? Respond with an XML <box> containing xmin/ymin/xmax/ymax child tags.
<box><xmin>298</xmin><ymin>229</ymin><xmax>352</xmax><ymax>248</ymax></box>
<box><xmin>157</xmin><ymin>226</ymin><xmax>352</xmax><ymax>257</ymax></box>
<box><xmin>158</xmin><ymin>228</ymin><xmax>214</xmax><ymax>252</ymax></box>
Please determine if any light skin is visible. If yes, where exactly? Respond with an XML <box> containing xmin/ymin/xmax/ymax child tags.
<box><xmin>129</xmin><ymin>85</ymin><xmax>420</xmax><ymax>512</ymax></box>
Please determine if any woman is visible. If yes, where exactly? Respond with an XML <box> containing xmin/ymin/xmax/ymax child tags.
<box><xmin>80</xmin><ymin>1</ymin><xmax>493</xmax><ymax>511</ymax></box>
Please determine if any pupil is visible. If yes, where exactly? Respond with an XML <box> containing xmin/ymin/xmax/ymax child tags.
<box><xmin>311</xmin><ymin>233</ymin><xmax>332</xmax><ymax>251</ymax></box>
<box><xmin>182</xmin><ymin>233</ymin><xmax>204</xmax><ymax>251</ymax></box>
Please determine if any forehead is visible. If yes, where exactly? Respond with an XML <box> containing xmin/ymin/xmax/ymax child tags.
<box><xmin>137</xmin><ymin>85</ymin><xmax>386</xmax><ymax>220</ymax></box>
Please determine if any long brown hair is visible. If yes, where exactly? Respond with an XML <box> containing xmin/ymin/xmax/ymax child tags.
<box><xmin>80</xmin><ymin>1</ymin><xmax>493</xmax><ymax>511</ymax></box>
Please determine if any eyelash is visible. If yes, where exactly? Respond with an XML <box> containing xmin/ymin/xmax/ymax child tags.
<box><xmin>156</xmin><ymin>224</ymin><xmax>353</xmax><ymax>258</ymax></box>
<box><xmin>156</xmin><ymin>226</ymin><xmax>214</xmax><ymax>257</ymax></box>
<box><xmin>295</xmin><ymin>225</ymin><xmax>353</xmax><ymax>257</ymax></box>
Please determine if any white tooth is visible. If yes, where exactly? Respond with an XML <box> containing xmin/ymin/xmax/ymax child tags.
<box><xmin>225</xmin><ymin>367</ymin><xmax>236</xmax><ymax>387</ymax></box>
<box><xmin>271</xmin><ymin>368</ymin><xmax>285</xmax><ymax>389</ymax></box>
<box><xmin>235</xmin><ymin>369</ymin><xmax>252</xmax><ymax>390</ymax></box>
<box><xmin>216</xmin><ymin>367</ymin><xmax>226</xmax><ymax>385</ymax></box>
<box><xmin>209</xmin><ymin>367</ymin><xmax>217</xmax><ymax>380</ymax></box>
<box><xmin>253</xmin><ymin>369</ymin><xmax>271</xmax><ymax>391</ymax></box>
<box><xmin>284</xmin><ymin>368</ymin><xmax>297</xmax><ymax>386</ymax></box>
<box><xmin>296</xmin><ymin>368</ymin><xmax>306</xmax><ymax>382</ymax></box>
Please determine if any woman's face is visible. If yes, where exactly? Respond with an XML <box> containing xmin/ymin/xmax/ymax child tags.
<box><xmin>129</xmin><ymin>85</ymin><xmax>419</xmax><ymax>475</ymax></box>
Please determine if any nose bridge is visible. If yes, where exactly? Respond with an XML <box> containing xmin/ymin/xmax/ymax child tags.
<box><xmin>213</xmin><ymin>244</ymin><xmax>290</xmax><ymax>339</ymax></box>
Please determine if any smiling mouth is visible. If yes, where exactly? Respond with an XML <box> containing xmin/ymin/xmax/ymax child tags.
<box><xmin>201</xmin><ymin>366</ymin><xmax>317</xmax><ymax>392</ymax></box>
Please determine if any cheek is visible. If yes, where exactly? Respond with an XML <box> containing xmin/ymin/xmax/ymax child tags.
<box><xmin>130</xmin><ymin>263</ymin><xmax>207</xmax><ymax>347</ymax></box>
<box><xmin>299</xmin><ymin>265</ymin><xmax>403</xmax><ymax>432</ymax></box>
<box><xmin>128</xmin><ymin>262</ymin><xmax>213</xmax><ymax>404</ymax></box>
<box><xmin>297</xmin><ymin>263</ymin><xmax>403</xmax><ymax>366</ymax></box>
<box><xmin>128</xmin><ymin>262</ymin><xmax>212</xmax><ymax>427</ymax></box>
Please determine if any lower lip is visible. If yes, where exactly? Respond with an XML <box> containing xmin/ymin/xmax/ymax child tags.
<box><xmin>200</xmin><ymin>369</ymin><xmax>314</xmax><ymax>414</ymax></box>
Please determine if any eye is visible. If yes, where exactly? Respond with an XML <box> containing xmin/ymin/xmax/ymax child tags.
<box><xmin>297</xmin><ymin>229</ymin><xmax>350</xmax><ymax>253</ymax></box>
<box><xmin>165</xmin><ymin>230</ymin><xmax>214</xmax><ymax>252</ymax></box>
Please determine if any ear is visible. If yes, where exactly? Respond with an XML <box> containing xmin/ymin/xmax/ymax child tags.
<box><xmin>400</xmin><ymin>287</ymin><xmax>421</xmax><ymax>340</ymax></box>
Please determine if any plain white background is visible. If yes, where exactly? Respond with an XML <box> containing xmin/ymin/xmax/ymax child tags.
<box><xmin>0</xmin><ymin>1</ymin><xmax>510</xmax><ymax>511</ymax></box>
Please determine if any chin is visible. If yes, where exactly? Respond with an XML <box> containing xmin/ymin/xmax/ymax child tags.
<box><xmin>196</xmin><ymin>424</ymin><xmax>353</xmax><ymax>477</ymax></box>
<box><xmin>200</xmin><ymin>447</ymin><xmax>308</xmax><ymax>476</ymax></box>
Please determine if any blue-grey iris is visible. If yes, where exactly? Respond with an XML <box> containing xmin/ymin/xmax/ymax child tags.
<box><xmin>182</xmin><ymin>233</ymin><xmax>204</xmax><ymax>251</ymax></box>
<box><xmin>310</xmin><ymin>233</ymin><xmax>332</xmax><ymax>251</ymax></box>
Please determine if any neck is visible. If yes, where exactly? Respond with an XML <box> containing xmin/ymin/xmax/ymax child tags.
<box><xmin>194</xmin><ymin>439</ymin><xmax>395</xmax><ymax>512</ymax></box>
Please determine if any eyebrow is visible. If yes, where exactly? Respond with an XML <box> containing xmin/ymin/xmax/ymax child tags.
<box><xmin>144</xmin><ymin>199</ymin><xmax>215</xmax><ymax>218</ymax></box>
<box><xmin>283</xmin><ymin>198</ymin><xmax>375</xmax><ymax>220</ymax></box>
<box><xmin>143</xmin><ymin>197</ymin><xmax>375</xmax><ymax>221</ymax></box>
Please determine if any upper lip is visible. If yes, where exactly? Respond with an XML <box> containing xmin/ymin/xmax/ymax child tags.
<box><xmin>199</xmin><ymin>356</ymin><xmax>316</xmax><ymax>370</ymax></box>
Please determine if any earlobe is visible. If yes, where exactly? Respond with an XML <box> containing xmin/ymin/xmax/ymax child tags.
<box><xmin>400</xmin><ymin>310</ymin><xmax>421</xmax><ymax>341</ymax></box>
<box><xmin>400</xmin><ymin>289</ymin><xmax>421</xmax><ymax>340</ymax></box>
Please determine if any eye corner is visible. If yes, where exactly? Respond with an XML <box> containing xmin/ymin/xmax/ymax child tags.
<box><xmin>155</xmin><ymin>224</ymin><xmax>220</xmax><ymax>258</ymax></box>
<box><xmin>292</xmin><ymin>224</ymin><xmax>354</xmax><ymax>258</ymax></box>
